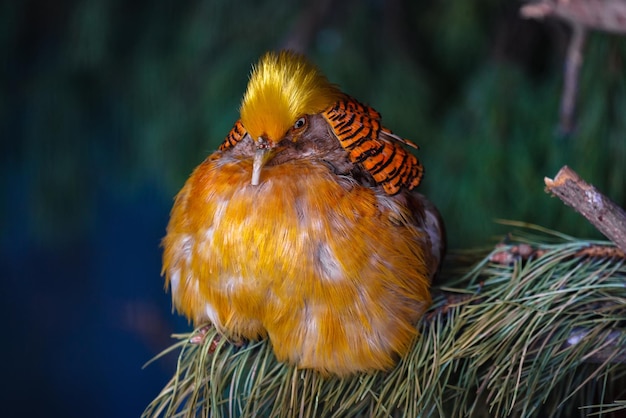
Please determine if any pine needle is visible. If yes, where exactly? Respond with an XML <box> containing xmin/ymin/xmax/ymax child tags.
<box><xmin>143</xmin><ymin>229</ymin><xmax>626</xmax><ymax>418</ymax></box>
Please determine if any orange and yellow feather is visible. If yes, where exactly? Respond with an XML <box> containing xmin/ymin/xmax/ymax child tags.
<box><xmin>240</xmin><ymin>51</ymin><xmax>341</xmax><ymax>143</ymax></box>
<box><xmin>162</xmin><ymin>50</ymin><xmax>442</xmax><ymax>377</ymax></box>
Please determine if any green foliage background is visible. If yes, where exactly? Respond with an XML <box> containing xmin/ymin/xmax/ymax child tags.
<box><xmin>2</xmin><ymin>1</ymin><xmax>625</xmax><ymax>416</ymax></box>
<box><xmin>3</xmin><ymin>0</ymin><xmax>625</xmax><ymax>248</ymax></box>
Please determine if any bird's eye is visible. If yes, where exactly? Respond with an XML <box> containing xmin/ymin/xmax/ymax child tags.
<box><xmin>293</xmin><ymin>117</ymin><xmax>307</xmax><ymax>130</ymax></box>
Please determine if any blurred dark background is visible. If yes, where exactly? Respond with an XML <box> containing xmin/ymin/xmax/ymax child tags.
<box><xmin>1</xmin><ymin>0</ymin><xmax>624</xmax><ymax>417</ymax></box>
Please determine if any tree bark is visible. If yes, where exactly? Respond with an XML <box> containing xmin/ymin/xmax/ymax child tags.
<box><xmin>545</xmin><ymin>165</ymin><xmax>626</xmax><ymax>253</ymax></box>
<box><xmin>521</xmin><ymin>0</ymin><xmax>626</xmax><ymax>34</ymax></box>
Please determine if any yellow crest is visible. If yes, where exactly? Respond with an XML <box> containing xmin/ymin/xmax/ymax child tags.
<box><xmin>240</xmin><ymin>51</ymin><xmax>341</xmax><ymax>143</ymax></box>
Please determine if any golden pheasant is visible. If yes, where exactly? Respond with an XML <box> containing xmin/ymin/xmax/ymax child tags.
<box><xmin>162</xmin><ymin>50</ymin><xmax>445</xmax><ymax>377</ymax></box>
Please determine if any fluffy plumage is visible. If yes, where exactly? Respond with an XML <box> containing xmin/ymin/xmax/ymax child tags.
<box><xmin>162</xmin><ymin>50</ymin><xmax>445</xmax><ymax>376</ymax></box>
<box><xmin>240</xmin><ymin>51</ymin><xmax>342</xmax><ymax>144</ymax></box>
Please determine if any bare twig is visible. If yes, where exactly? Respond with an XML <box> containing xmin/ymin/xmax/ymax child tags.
<box><xmin>489</xmin><ymin>242</ymin><xmax>626</xmax><ymax>265</ymax></box>
<box><xmin>521</xmin><ymin>0</ymin><xmax>626</xmax><ymax>34</ymax></box>
<box><xmin>575</xmin><ymin>245</ymin><xmax>626</xmax><ymax>258</ymax></box>
<box><xmin>521</xmin><ymin>0</ymin><xmax>626</xmax><ymax>134</ymax></box>
<box><xmin>560</xmin><ymin>23</ymin><xmax>586</xmax><ymax>134</ymax></box>
<box><xmin>564</xmin><ymin>329</ymin><xmax>626</xmax><ymax>363</ymax></box>
<box><xmin>545</xmin><ymin>165</ymin><xmax>626</xmax><ymax>253</ymax></box>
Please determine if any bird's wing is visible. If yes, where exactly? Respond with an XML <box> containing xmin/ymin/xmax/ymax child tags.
<box><xmin>219</xmin><ymin>120</ymin><xmax>247</xmax><ymax>151</ymax></box>
<box><xmin>322</xmin><ymin>97</ymin><xmax>423</xmax><ymax>195</ymax></box>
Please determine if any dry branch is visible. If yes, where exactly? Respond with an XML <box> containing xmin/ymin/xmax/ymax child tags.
<box><xmin>521</xmin><ymin>0</ymin><xmax>626</xmax><ymax>34</ymax></box>
<box><xmin>565</xmin><ymin>329</ymin><xmax>626</xmax><ymax>363</ymax></box>
<box><xmin>521</xmin><ymin>0</ymin><xmax>626</xmax><ymax>134</ymax></box>
<box><xmin>560</xmin><ymin>23</ymin><xmax>586</xmax><ymax>134</ymax></box>
<box><xmin>545</xmin><ymin>165</ymin><xmax>626</xmax><ymax>253</ymax></box>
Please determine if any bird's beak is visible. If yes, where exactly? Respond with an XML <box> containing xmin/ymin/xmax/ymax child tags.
<box><xmin>251</xmin><ymin>137</ymin><xmax>275</xmax><ymax>186</ymax></box>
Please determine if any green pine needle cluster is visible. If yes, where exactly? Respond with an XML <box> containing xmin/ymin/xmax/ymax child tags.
<box><xmin>143</xmin><ymin>226</ymin><xmax>626</xmax><ymax>418</ymax></box>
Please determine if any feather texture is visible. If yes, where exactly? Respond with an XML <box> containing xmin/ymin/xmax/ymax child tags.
<box><xmin>240</xmin><ymin>51</ymin><xmax>341</xmax><ymax>144</ymax></box>
<box><xmin>163</xmin><ymin>51</ymin><xmax>445</xmax><ymax>376</ymax></box>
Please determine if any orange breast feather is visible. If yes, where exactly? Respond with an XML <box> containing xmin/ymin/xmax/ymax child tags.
<box><xmin>162</xmin><ymin>154</ymin><xmax>432</xmax><ymax>376</ymax></box>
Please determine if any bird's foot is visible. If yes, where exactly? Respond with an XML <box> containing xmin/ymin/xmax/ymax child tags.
<box><xmin>189</xmin><ymin>325</ymin><xmax>212</xmax><ymax>344</ymax></box>
<box><xmin>189</xmin><ymin>325</ymin><xmax>245</xmax><ymax>353</ymax></box>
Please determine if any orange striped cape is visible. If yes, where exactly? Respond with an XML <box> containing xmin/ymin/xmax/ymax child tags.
<box><xmin>218</xmin><ymin>97</ymin><xmax>424</xmax><ymax>195</ymax></box>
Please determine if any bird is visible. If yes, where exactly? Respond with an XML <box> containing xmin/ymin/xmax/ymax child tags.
<box><xmin>162</xmin><ymin>50</ymin><xmax>445</xmax><ymax>377</ymax></box>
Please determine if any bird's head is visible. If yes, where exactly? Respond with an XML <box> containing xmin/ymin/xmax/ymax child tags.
<box><xmin>239</xmin><ymin>50</ymin><xmax>341</xmax><ymax>185</ymax></box>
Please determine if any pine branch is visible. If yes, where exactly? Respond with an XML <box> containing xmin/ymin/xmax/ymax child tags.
<box><xmin>144</xmin><ymin>228</ymin><xmax>626</xmax><ymax>418</ymax></box>
<box><xmin>545</xmin><ymin>165</ymin><xmax>626</xmax><ymax>253</ymax></box>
